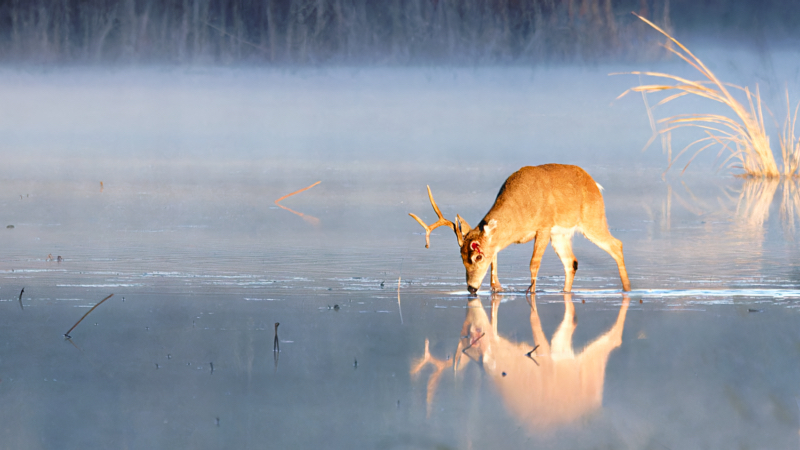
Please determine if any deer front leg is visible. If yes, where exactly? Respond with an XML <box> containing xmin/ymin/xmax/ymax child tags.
<box><xmin>490</xmin><ymin>254</ymin><xmax>502</xmax><ymax>292</ymax></box>
<box><xmin>528</xmin><ymin>295</ymin><xmax>551</xmax><ymax>356</ymax></box>
<box><xmin>527</xmin><ymin>230</ymin><xmax>550</xmax><ymax>294</ymax></box>
<box><xmin>490</xmin><ymin>293</ymin><xmax>501</xmax><ymax>335</ymax></box>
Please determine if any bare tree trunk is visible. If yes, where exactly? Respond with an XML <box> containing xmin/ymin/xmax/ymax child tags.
<box><xmin>234</xmin><ymin>0</ymin><xmax>243</xmax><ymax>60</ymax></box>
<box><xmin>178</xmin><ymin>0</ymin><xmax>189</xmax><ymax>62</ymax></box>
<box><xmin>94</xmin><ymin>5</ymin><xmax>117</xmax><ymax>62</ymax></box>
<box><xmin>266</xmin><ymin>0</ymin><xmax>278</xmax><ymax>61</ymax></box>
<box><xmin>192</xmin><ymin>0</ymin><xmax>200</xmax><ymax>61</ymax></box>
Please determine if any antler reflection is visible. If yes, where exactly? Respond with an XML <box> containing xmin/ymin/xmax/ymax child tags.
<box><xmin>410</xmin><ymin>338</ymin><xmax>449</xmax><ymax>418</ymax></box>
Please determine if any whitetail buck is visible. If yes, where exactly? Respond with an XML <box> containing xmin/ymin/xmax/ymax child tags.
<box><xmin>409</xmin><ymin>164</ymin><xmax>631</xmax><ymax>293</ymax></box>
<box><xmin>411</xmin><ymin>293</ymin><xmax>630</xmax><ymax>430</ymax></box>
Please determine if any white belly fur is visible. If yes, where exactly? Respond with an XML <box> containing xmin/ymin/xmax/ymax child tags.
<box><xmin>550</xmin><ymin>225</ymin><xmax>579</xmax><ymax>238</ymax></box>
<box><xmin>515</xmin><ymin>225</ymin><xmax>579</xmax><ymax>245</ymax></box>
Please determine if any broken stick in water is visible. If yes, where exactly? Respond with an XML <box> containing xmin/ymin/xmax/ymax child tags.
<box><xmin>273</xmin><ymin>322</ymin><xmax>280</xmax><ymax>371</ymax></box>
<box><xmin>273</xmin><ymin>322</ymin><xmax>280</xmax><ymax>353</ymax></box>
<box><xmin>526</xmin><ymin>345</ymin><xmax>540</xmax><ymax>366</ymax></box>
<box><xmin>64</xmin><ymin>294</ymin><xmax>114</xmax><ymax>338</ymax></box>
<box><xmin>18</xmin><ymin>287</ymin><xmax>24</xmax><ymax>310</ymax></box>
<box><xmin>274</xmin><ymin>181</ymin><xmax>322</xmax><ymax>225</ymax></box>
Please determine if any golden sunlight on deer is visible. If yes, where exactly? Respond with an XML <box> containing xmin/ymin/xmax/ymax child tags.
<box><xmin>410</xmin><ymin>164</ymin><xmax>631</xmax><ymax>293</ymax></box>
<box><xmin>412</xmin><ymin>293</ymin><xmax>630</xmax><ymax>431</ymax></box>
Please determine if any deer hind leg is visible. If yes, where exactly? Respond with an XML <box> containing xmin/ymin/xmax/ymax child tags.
<box><xmin>550</xmin><ymin>232</ymin><xmax>577</xmax><ymax>292</ymax></box>
<box><xmin>490</xmin><ymin>254</ymin><xmax>502</xmax><ymax>292</ymax></box>
<box><xmin>583</xmin><ymin>226</ymin><xmax>631</xmax><ymax>292</ymax></box>
<box><xmin>577</xmin><ymin>295</ymin><xmax>630</xmax><ymax>380</ymax></box>
<box><xmin>527</xmin><ymin>229</ymin><xmax>551</xmax><ymax>294</ymax></box>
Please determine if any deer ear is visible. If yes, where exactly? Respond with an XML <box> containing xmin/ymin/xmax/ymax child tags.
<box><xmin>456</xmin><ymin>215</ymin><xmax>471</xmax><ymax>235</ymax></box>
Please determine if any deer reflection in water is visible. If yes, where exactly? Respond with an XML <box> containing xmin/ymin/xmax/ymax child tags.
<box><xmin>411</xmin><ymin>293</ymin><xmax>630</xmax><ymax>430</ymax></box>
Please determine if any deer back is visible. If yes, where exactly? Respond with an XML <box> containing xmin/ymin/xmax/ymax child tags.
<box><xmin>482</xmin><ymin>164</ymin><xmax>607</xmax><ymax>242</ymax></box>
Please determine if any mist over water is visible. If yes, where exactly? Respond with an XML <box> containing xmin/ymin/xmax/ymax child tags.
<box><xmin>3</xmin><ymin>2</ymin><xmax>800</xmax><ymax>448</ymax></box>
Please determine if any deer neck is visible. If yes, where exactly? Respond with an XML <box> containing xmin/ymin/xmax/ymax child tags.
<box><xmin>479</xmin><ymin>212</ymin><xmax>518</xmax><ymax>251</ymax></box>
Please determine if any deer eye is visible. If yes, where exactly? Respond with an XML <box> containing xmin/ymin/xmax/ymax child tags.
<box><xmin>475</xmin><ymin>255</ymin><xmax>483</xmax><ymax>262</ymax></box>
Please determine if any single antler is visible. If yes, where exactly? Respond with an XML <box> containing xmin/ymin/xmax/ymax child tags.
<box><xmin>409</xmin><ymin>185</ymin><xmax>464</xmax><ymax>248</ymax></box>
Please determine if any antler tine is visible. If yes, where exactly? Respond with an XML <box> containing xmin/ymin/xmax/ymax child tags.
<box><xmin>409</xmin><ymin>185</ymin><xmax>457</xmax><ymax>248</ymax></box>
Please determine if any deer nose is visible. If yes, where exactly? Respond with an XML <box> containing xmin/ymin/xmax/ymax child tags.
<box><xmin>467</xmin><ymin>286</ymin><xmax>478</xmax><ymax>295</ymax></box>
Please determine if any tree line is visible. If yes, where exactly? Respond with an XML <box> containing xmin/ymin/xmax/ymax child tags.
<box><xmin>0</xmin><ymin>0</ymin><xmax>673</xmax><ymax>64</ymax></box>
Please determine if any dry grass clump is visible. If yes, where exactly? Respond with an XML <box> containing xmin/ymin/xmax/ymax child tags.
<box><xmin>618</xmin><ymin>13</ymin><xmax>800</xmax><ymax>179</ymax></box>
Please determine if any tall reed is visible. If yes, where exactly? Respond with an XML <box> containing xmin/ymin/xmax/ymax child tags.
<box><xmin>618</xmin><ymin>14</ymin><xmax>788</xmax><ymax>178</ymax></box>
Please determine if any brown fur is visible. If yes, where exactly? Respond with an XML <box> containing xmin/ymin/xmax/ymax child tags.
<box><xmin>412</xmin><ymin>164</ymin><xmax>631</xmax><ymax>293</ymax></box>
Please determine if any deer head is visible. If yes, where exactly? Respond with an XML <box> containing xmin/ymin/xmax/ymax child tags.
<box><xmin>409</xmin><ymin>186</ymin><xmax>496</xmax><ymax>293</ymax></box>
<box><xmin>459</xmin><ymin>219</ymin><xmax>498</xmax><ymax>294</ymax></box>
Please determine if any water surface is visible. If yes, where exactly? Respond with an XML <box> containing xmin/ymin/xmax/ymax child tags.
<box><xmin>1</xmin><ymin>65</ymin><xmax>800</xmax><ymax>449</ymax></box>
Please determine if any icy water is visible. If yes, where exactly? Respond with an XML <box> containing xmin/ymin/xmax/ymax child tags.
<box><xmin>2</xmin><ymin>63</ymin><xmax>800</xmax><ymax>449</ymax></box>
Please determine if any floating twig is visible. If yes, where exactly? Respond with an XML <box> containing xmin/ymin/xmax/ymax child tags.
<box><xmin>64</xmin><ymin>294</ymin><xmax>114</xmax><ymax>338</ymax></box>
<box><xmin>526</xmin><ymin>345</ymin><xmax>540</xmax><ymax>366</ymax></box>
<box><xmin>273</xmin><ymin>322</ymin><xmax>280</xmax><ymax>353</ymax></box>
<box><xmin>462</xmin><ymin>333</ymin><xmax>485</xmax><ymax>353</ymax></box>
<box><xmin>18</xmin><ymin>287</ymin><xmax>24</xmax><ymax>310</ymax></box>
<box><xmin>65</xmin><ymin>336</ymin><xmax>83</xmax><ymax>352</ymax></box>
<box><xmin>274</xmin><ymin>181</ymin><xmax>321</xmax><ymax>225</ymax></box>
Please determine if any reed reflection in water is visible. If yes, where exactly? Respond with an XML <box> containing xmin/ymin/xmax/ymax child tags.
<box><xmin>412</xmin><ymin>293</ymin><xmax>630</xmax><ymax>432</ymax></box>
<box><xmin>650</xmin><ymin>177</ymin><xmax>800</xmax><ymax>238</ymax></box>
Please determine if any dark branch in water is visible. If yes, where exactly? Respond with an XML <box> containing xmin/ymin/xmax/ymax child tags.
<box><xmin>273</xmin><ymin>322</ymin><xmax>280</xmax><ymax>353</ymax></box>
<box><xmin>64</xmin><ymin>294</ymin><xmax>114</xmax><ymax>338</ymax></box>
<box><xmin>526</xmin><ymin>345</ymin><xmax>540</xmax><ymax>366</ymax></box>
<box><xmin>18</xmin><ymin>287</ymin><xmax>24</xmax><ymax>311</ymax></box>
<box><xmin>462</xmin><ymin>333</ymin><xmax>485</xmax><ymax>353</ymax></box>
